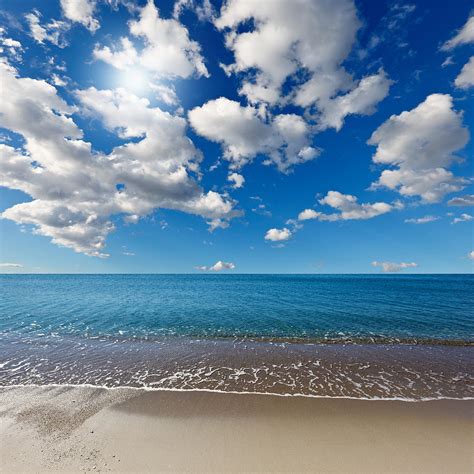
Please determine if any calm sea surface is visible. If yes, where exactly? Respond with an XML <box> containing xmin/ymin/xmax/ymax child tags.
<box><xmin>1</xmin><ymin>274</ymin><xmax>473</xmax><ymax>399</ymax></box>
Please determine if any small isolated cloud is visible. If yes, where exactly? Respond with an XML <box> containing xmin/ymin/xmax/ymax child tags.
<box><xmin>196</xmin><ymin>260</ymin><xmax>235</xmax><ymax>271</ymax></box>
<box><xmin>0</xmin><ymin>262</ymin><xmax>23</xmax><ymax>268</ymax></box>
<box><xmin>404</xmin><ymin>215</ymin><xmax>440</xmax><ymax>224</ymax></box>
<box><xmin>122</xmin><ymin>251</ymin><xmax>135</xmax><ymax>256</ymax></box>
<box><xmin>228</xmin><ymin>172</ymin><xmax>245</xmax><ymax>189</ymax></box>
<box><xmin>468</xmin><ymin>251</ymin><xmax>474</xmax><ymax>260</ymax></box>
<box><xmin>452</xmin><ymin>213</ymin><xmax>473</xmax><ymax>224</ymax></box>
<box><xmin>372</xmin><ymin>261</ymin><xmax>418</xmax><ymax>273</ymax></box>
<box><xmin>448</xmin><ymin>194</ymin><xmax>474</xmax><ymax>207</ymax></box>
<box><xmin>264</xmin><ymin>227</ymin><xmax>292</xmax><ymax>242</ymax></box>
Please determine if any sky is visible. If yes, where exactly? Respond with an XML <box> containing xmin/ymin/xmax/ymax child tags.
<box><xmin>0</xmin><ymin>0</ymin><xmax>473</xmax><ymax>274</ymax></box>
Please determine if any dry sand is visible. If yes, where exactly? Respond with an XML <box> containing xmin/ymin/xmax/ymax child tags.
<box><xmin>0</xmin><ymin>386</ymin><xmax>472</xmax><ymax>473</ymax></box>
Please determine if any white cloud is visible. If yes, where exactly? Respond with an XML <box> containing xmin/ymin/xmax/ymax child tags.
<box><xmin>264</xmin><ymin>227</ymin><xmax>292</xmax><ymax>241</ymax></box>
<box><xmin>173</xmin><ymin>0</ymin><xmax>215</xmax><ymax>22</ymax></box>
<box><xmin>196</xmin><ymin>260</ymin><xmax>235</xmax><ymax>271</ymax></box>
<box><xmin>228</xmin><ymin>172</ymin><xmax>245</xmax><ymax>189</ymax></box>
<box><xmin>215</xmin><ymin>0</ymin><xmax>358</xmax><ymax>105</ymax></box>
<box><xmin>372</xmin><ymin>261</ymin><xmax>418</xmax><ymax>273</ymax></box>
<box><xmin>189</xmin><ymin>97</ymin><xmax>319</xmax><ymax>172</ymax></box>
<box><xmin>452</xmin><ymin>213</ymin><xmax>473</xmax><ymax>224</ymax></box>
<box><xmin>25</xmin><ymin>10</ymin><xmax>69</xmax><ymax>47</ymax></box>
<box><xmin>404</xmin><ymin>215</ymin><xmax>440</xmax><ymax>224</ymax></box>
<box><xmin>468</xmin><ymin>251</ymin><xmax>474</xmax><ymax>260</ymax></box>
<box><xmin>60</xmin><ymin>0</ymin><xmax>99</xmax><ymax>32</ymax></box>
<box><xmin>94</xmin><ymin>0</ymin><xmax>208</xmax><ymax>79</ymax></box>
<box><xmin>310</xmin><ymin>69</ymin><xmax>393</xmax><ymax>131</ymax></box>
<box><xmin>298</xmin><ymin>191</ymin><xmax>393</xmax><ymax>222</ymax></box>
<box><xmin>441</xmin><ymin>15</ymin><xmax>474</xmax><ymax>50</ymax></box>
<box><xmin>448</xmin><ymin>194</ymin><xmax>474</xmax><ymax>206</ymax></box>
<box><xmin>455</xmin><ymin>56</ymin><xmax>474</xmax><ymax>89</ymax></box>
<box><xmin>0</xmin><ymin>61</ymin><xmax>239</xmax><ymax>257</ymax></box>
<box><xmin>93</xmin><ymin>37</ymin><xmax>137</xmax><ymax>70</ymax></box>
<box><xmin>0</xmin><ymin>30</ymin><xmax>23</xmax><ymax>61</ymax></box>
<box><xmin>215</xmin><ymin>0</ymin><xmax>390</xmax><ymax>128</ymax></box>
<box><xmin>298</xmin><ymin>209</ymin><xmax>320</xmax><ymax>221</ymax></box>
<box><xmin>0</xmin><ymin>262</ymin><xmax>23</xmax><ymax>268</ymax></box>
<box><xmin>368</xmin><ymin>94</ymin><xmax>470</xmax><ymax>203</ymax></box>
<box><xmin>149</xmin><ymin>83</ymin><xmax>179</xmax><ymax>106</ymax></box>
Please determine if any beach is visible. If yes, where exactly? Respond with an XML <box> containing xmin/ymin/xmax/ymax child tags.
<box><xmin>0</xmin><ymin>385</ymin><xmax>472</xmax><ymax>473</ymax></box>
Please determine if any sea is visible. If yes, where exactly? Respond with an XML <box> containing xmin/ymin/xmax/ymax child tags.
<box><xmin>1</xmin><ymin>274</ymin><xmax>472</xmax><ymax>400</ymax></box>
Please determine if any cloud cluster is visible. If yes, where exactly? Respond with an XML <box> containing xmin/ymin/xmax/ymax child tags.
<box><xmin>0</xmin><ymin>61</ymin><xmax>238</xmax><ymax>256</ymax></box>
<box><xmin>368</xmin><ymin>94</ymin><xmax>470</xmax><ymax>202</ymax></box>
<box><xmin>26</xmin><ymin>10</ymin><xmax>69</xmax><ymax>47</ymax></box>
<box><xmin>441</xmin><ymin>15</ymin><xmax>474</xmax><ymax>91</ymax></box>
<box><xmin>372</xmin><ymin>261</ymin><xmax>418</xmax><ymax>273</ymax></box>
<box><xmin>196</xmin><ymin>260</ymin><xmax>235</xmax><ymax>271</ymax></box>
<box><xmin>215</xmin><ymin>0</ymin><xmax>391</xmax><ymax>126</ymax></box>
<box><xmin>189</xmin><ymin>97</ymin><xmax>319</xmax><ymax>172</ymax></box>
<box><xmin>452</xmin><ymin>213</ymin><xmax>473</xmax><ymax>224</ymax></box>
<box><xmin>94</xmin><ymin>0</ymin><xmax>208</xmax><ymax>79</ymax></box>
<box><xmin>298</xmin><ymin>191</ymin><xmax>394</xmax><ymax>222</ymax></box>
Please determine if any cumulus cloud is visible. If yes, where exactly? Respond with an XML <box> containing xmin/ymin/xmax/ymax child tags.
<box><xmin>228</xmin><ymin>172</ymin><xmax>245</xmax><ymax>189</ymax></box>
<box><xmin>468</xmin><ymin>251</ymin><xmax>474</xmax><ymax>260</ymax></box>
<box><xmin>368</xmin><ymin>94</ymin><xmax>470</xmax><ymax>203</ymax></box>
<box><xmin>60</xmin><ymin>0</ymin><xmax>99</xmax><ymax>32</ymax></box>
<box><xmin>0</xmin><ymin>262</ymin><xmax>23</xmax><ymax>268</ymax></box>
<box><xmin>404</xmin><ymin>215</ymin><xmax>440</xmax><ymax>224</ymax></box>
<box><xmin>455</xmin><ymin>56</ymin><xmax>474</xmax><ymax>89</ymax></box>
<box><xmin>189</xmin><ymin>97</ymin><xmax>319</xmax><ymax>172</ymax></box>
<box><xmin>93</xmin><ymin>0</ymin><xmax>208</xmax><ymax>79</ymax></box>
<box><xmin>196</xmin><ymin>260</ymin><xmax>235</xmax><ymax>271</ymax></box>
<box><xmin>298</xmin><ymin>191</ymin><xmax>394</xmax><ymax>222</ymax></box>
<box><xmin>264</xmin><ymin>228</ymin><xmax>292</xmax><ymax>241</ymax></box>
<box><xmin>448</xmin><ymin>194</ymin><xmax>474</xmax><ymax>206</ymax></box>
<box><xmin>0</xmin><ymin>61</ymin><xmax>239</xmax><ymax>257</ymax></box>
<box><xmin>372</xmin><ymin>261</ymin><xmax>418</xmax><ymax>273</ymax></box>
<box><xmin>215</xmin><ymin>0</ymin><xmax>390</xmax><ymax>128</ymax></box>
<box><xmin>452</xmin><ymin>213</ymin><xmax>473</xmax><ymax>224</ymax></box>
<box><xmin>441</xmin><ymin>15</ymin><xmax>474</xmax><ymax>51</ymax></box>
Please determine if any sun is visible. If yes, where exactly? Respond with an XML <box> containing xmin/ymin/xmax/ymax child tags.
<box><xmin>118</xmin><ymin>67</ymin><xmax>150</xmax><ymax>95</ymax></box>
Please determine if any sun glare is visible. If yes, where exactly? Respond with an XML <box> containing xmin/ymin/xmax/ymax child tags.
<box><xmin>118</xmin><ymin>67</ymin><xmax>150</xmax><ymax>95</ymax></box>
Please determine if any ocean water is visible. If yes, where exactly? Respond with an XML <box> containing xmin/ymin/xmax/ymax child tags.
<box><xmin>1</xmin><ymin>274</ymin><xmax>473</xmax><ymax>399</ymax></box>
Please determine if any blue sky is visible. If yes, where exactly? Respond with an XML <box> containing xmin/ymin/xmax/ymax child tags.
<box><xmin>0</xmin><ymin>0</ymin><xmax>473</xmax><ymax>273</ymax></box>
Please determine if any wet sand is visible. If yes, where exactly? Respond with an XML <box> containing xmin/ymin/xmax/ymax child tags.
<box><xmin>0</xmin><ymin>386</ymin><xmax>472</xmax><ymax>473</ymax></box>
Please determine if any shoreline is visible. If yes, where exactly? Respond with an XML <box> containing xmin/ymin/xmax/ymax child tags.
<box><xmin>2</xmin><ymin>383</ymin><xmax>474</xmax><ymax>402</ymax></box>
<box><xmin>1</xmin><ymin>385</ymin><xmax>472</xmax><ymax>472</ymax></box>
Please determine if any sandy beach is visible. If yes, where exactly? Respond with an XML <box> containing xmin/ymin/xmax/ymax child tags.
<box><xmin>0</xmin><ymin>386</ymin><xmax>472</xmax><ymax>473</ymax></box>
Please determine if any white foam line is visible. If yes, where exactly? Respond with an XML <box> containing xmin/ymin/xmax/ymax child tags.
<box><xmin>1</xmin><ymin>383</ymin><xmax>473</xmax><ymax>403</ymax></box>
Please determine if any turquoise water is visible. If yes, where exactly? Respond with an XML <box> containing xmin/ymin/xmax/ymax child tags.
<box><xmin>0</xmin><ymin>274</ymin><xmax>473</xmax><ymax>343</ymax></box>
<box><xmin>1</xmin><ymin>274</ymin><xmax>472</xmax><ymax>398</ymax></box>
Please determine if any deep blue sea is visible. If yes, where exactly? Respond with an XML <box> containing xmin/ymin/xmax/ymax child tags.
<box><xmin>0</xmin><ymin>274</ymin><xmax>472</xmax><ymax>343</ymax></box>
<box><xmin>1</xmin><ymin>274</ymin><xmax>473</xmax><ymax>399</ymax></box>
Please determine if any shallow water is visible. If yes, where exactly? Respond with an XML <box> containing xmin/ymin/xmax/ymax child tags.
<box><xmin>1</xmin><ymin>274</ymin><xmax>473</xmax><ymax>399</ymax></box>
